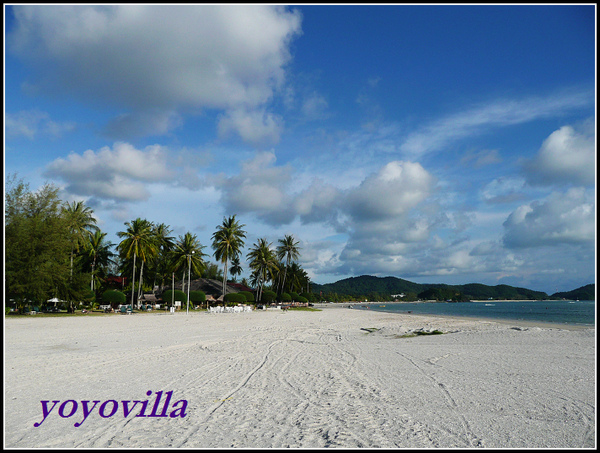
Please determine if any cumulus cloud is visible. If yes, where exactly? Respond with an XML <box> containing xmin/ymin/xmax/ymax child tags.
<box><xmin>44</xmin><ymin>142</ymin><xmax>173</xmax><ymax>201</ymax></box>
<box><xmin>522</xmin><ymin>119</ymin><xmax>595</xmax><ymax>187</ymax></box>
<box><xmin>502</xmin><ymin>188</ymin><xmax>595</xmax><ymax>248</ymax></box>
<box><xmin>8</xmin><ymin>5</ymin><xmax>302</xmax><ymax>144</ymax></box>
<box><xmin>213</xmin><ymin>151</ymin><xmax>294</xmax><ymax>223</ymax></box>
<box><xmin>344</xmin><ymin>161</ymin><xmax>435</xmax><ymax>220</ymax></box>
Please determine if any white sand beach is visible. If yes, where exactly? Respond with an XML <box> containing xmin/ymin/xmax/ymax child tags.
<box><xmin>4</xmin><ymin>306</ymin><xmax>596</xmax><ymax>448</ymax></box>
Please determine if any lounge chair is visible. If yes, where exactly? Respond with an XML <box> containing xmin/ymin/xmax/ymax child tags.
<box><xmin>119</xmin><ymin>305</ymin><xmax>133</xmax><ymax>315</ymax></box>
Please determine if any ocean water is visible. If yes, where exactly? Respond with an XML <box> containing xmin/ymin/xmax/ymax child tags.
<box><xmin>352</xmin><ymin>300</ymin><xmax>595</xmax><ymax>326</ymax></box>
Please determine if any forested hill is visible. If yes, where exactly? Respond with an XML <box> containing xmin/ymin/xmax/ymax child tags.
<box><xmin>550</xmin><ymin>284</ymin><xmax>595</xmax><ymax>301</ymax></box>
<box><xmin>310</xmin><ymin>275</ymin><xmax>595</xmax><ymax>301</ymax></box>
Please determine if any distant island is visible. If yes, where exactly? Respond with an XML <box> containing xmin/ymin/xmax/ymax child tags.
<box><xmin>310</xmin><ymin>275</ymin><xmax>595</xmax><ymax>302</ymax></box>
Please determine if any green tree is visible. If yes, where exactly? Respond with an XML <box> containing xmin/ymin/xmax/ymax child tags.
<box><xmin>5</xmin><ymin>177</ymin><xmax>72</xmax><ymax>312</ymax></box>
<box><xmin>247</xmin><ymin>238</ymin><xmax>279</xmax><ymax>303</ymax></box>
<box><xmin>276</xmin><ymin>234</ymin><xmax>300</xmax><ymax>295</ymax></box>
<box><xmin>211</xmin><ymin>215</ymin><xmax>246</xmax><ymax>297</ymax></box>
<box><xmin>61</xmin><ymin>200</ymin><xmax>99</xmax><ymax>278</ymax></box>
<box><xmin>117</xmin><ymin>218</ymin><xmax>157</xmax><ymax>308</ymax></box>
<box><xmin>171</xmin><ymin>232</ymin><xmax>208</xmax><ymax>310</ymax></box>
<box><xmin>82</xmin><ymin>230</ymin><xmax>116</xmax><ymax>293</ymax></box>
<box><xmin>229</xmin><ymin>256</ymin><xmax>243</xmax><ymax>283</ymax></box>
<box><xmin>149</xmin><ymin>222</ymin><xmax>176</xmax><ymax>292</ymax></box>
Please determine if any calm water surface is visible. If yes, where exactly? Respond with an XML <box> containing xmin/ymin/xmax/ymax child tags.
<box><xmin>351</xmin><ymin>300</ymin><xmax>595</xmax><ymax>326</ymax></box>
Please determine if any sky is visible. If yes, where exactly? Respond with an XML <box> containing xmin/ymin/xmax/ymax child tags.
<box><xmin>4</xmin><ymin>4</ymin><xmax>596</xmax><ymax>294</ymax></box>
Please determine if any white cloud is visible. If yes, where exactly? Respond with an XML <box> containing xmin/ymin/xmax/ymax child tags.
<box><xmin>523</xmin><ymin>119</ymin><xmax>595</xmax><ymax>187</ymax></box>
<box><xmin>9</xmin><ymin>5</ymin><xmax>302</xmax><ymax>144</ymax></box>
<box><xmin>213</xmin><ymin>151</ymin><xmax>294</xmax><ymax>223</ymax></box>
<box><xmin>44</xmin><ymin>142</ymin><xmax>174</xmax><ymax>201</ymax></box>
<box><xmin>5</xmin><ymin>109</ymin><xmax>76</xmax><ymax>139</ymax></box>
<box><xmin>400</xmin><ymin>89</ymin><xmax>594</xmax><ymax>158</ymax></box>
<box><xmin>217</xmin><ymin>108</ymin><xmax>284</xmax><ymax>146</ymax></box>
<box><xmin>480</xmin><ymin>177</ymin><xmax>527</xmax><ymax>204</ymax></box>
<box><xmin>345</xmin><ymin>161</ymin><xmax>435</xmax><ymax>220</ymax></box>
<box><xmin>503</xmin><ymin>188</ymin><xmax>595</xmax><ymax>248</ymax></box>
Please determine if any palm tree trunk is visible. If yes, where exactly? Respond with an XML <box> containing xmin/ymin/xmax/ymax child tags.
<box><xmin>137</xmin><ymin>260</ymin><xmax>145</xmax><ymax>307</ymax></box>
<box><xmin>131</xmin><ymin>252</ymin><xmax>136</xmax><ymax>308</ymax></box>
<box><xmin>91</xmin><ymin>259</ymin><xmax>96</xmax><ymax>291</ymax></box>
<box><xmin>222</xmin><ymin>258</ymin><xmax>228</xmax><ymax>297</ymax></box>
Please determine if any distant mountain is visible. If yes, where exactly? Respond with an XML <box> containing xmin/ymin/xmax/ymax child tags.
<box><xmin>310</xmin><ymin>275</ymin><xmax>593</xmax><ymax>301</ymax></box>
<box><xmin>551</xmin><ymin>284</ymin><xmax>595</xmax><ymax>301</ymax></box>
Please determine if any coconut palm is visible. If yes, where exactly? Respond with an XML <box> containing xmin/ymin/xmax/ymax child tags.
<box><xmin>149</xmin><ymin>223</ymin><xmax>176</xmax><ymax>292</ymax></box>
<box><xmin>117</xmin><ymin>218</ymin><xmax>157</xmax><ymax>308</ymax></box>
<box><xmin>276</xmin><ymin>234</ymin><xmax>300</xmax><ymax>295</ymax></box>
<box><xmin>247</xmin><ymin>238</ymin><xmax>279</xmax><ymax>303</ymax></box>
<box><xmin>229</xmin><ymin>256</ymin><xmax>243</xmax><ymax>283</ymax></box>
<box><xmin>62</xmin><ymin>200</ymin><xmax>99</xmax><ymax>278</ymax></box>
<box><xmin>83</xmin><ymin>230</ymin><xmax>116</xmax><ymax>292</ymax></box>
<box><xmin>171</xmin><ymin>232</ymin><xmax>208</xmax><ymax>293</ymax></box>
<box><xmin>211</xmin><ymin>215</ymin><xmax>246</xmax><ymax>297</ymax></box>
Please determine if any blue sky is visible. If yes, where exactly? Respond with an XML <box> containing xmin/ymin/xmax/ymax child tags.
<box><xmin>4</xmin><ymin>4</ymin><xmax>596</xmax><ymax>293</ymax></box>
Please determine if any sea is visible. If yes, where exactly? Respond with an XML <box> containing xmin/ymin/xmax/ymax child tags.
<box><xmin>351</xmin><ymin>300</ymin><xmax>595</xmax><ymax>327</ymax></box>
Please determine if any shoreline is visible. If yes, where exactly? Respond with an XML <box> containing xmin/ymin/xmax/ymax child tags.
<box><xmin>313</xmin><ymin>301</ymin><xmax>595</xmax><ymax>331</ymax></box>
<box><xmin>5</xmin><ymin>308</ymin><xmax>595</xmax><ymax>448</ymax></box>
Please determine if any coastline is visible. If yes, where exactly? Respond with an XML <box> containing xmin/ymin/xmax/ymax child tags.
<box><xmin>5</xmin><ymin>308</ymin><xmax>595</xmax><ymax>448</ymax></box>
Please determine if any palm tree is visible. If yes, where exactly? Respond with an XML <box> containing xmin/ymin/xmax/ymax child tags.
<box><xmin>150</xmin><ymin>223</ymin><xmax>175</xmax><ymax>292</ymax></box>
<box><xmin>276</xmin><ymin>234</ymin><xmax>300</xmax><ymax>296</ymax></box>
<box><xmin>117</xmin><ymin>218</ymin><xmax>157</xmax><ymax>308</ymax></box>
<box><xmin>247</xmin><ymin>238</ymin><xmax>279</xmax><ymax>303</ymax></box>
<box><xmin>171</xmin><ymin>232</ymin><xmax>207</xmax><ymax>293</ymax></box>
<box><xmin>229</xmin><ymin>256</ymin><xmax>243</xmax><ymax>283</ymax></box>
<box><xmin>62</xmin><ymin>201</ymin><xmax>99</xmax><ymax>278</ymax></box>
<box><xmin>286</xmin><ymin>262</ymin><xmax>308</xmax><ymax>295</ymax></box>
<box><xmin>83</xmin><ymin>230</ymin><xmax>116</xmax><ymax>292</ymax></box>
<box><xmin>211</xmin><ymin>215</ymin><xmax>246</xmax><ymax>297</ymax></box>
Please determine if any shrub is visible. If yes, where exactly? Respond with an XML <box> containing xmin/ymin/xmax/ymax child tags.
<box><xmin>261</xmin><ymin>290</ymin><xmax>277</xmax><ymax>303</ymax></box>
<box><xmin>280</xmin><ymin>292</ymin><xmax>292</xmax><ymax>302</ymax></box>
<box><xmin>162</xmin><ymin>290</ymin><xmax>187</xmax><ymax>307</ymax></box>
<box><xmin>297</xmin><ymin>296</ymin><xmax>308</xmax><ymax>303</ymax></box>
<box><xmin>101</xmin><ymin>290</ymin><xmax>126</xmax><ymax>307</ymax></box>
<box><xmin>289</xmin><ymin>292</ymin><xmax>300</xmax><ymax>301</ymax></box>
<box><xmin>189</xmin><ymin>291</ymin><xmax>206</xmax><ymax>303</ymax></box>
<box><xmin>300</xmin><ymin>292</ymin><xmax>317</xmax><ymax>302</ymax></box>
<box><xmin>223</xmin><ymin>292</ymin><xmax>246</xmax><ymax>305</ymax></box>
<box><xmin>239</xmin><ymin>291</ymin><xmax>255</xmax><ymax>303</ymax></box>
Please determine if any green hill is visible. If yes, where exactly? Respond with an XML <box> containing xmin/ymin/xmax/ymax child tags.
<box><xmin>551</xmin><ymin>284</ymin><xmax>595</xmax><ymax>301</ymax></box>
<box><xmin>311</xmin><ymin>275</ymin><xmax>591</xmax><ymax>301</ymax></box>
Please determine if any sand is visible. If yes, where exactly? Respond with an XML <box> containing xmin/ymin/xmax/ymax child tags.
<box><xmin>4</xmin><ymin>306</ymin><xmax>596</xmax><ymax>448</ymax></box>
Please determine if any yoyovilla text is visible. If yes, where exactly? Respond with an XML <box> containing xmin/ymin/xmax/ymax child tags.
<box><xmin>34</xmin><ymin>390</ymin><xmax>188</xmax><ymax>427</ymax></box>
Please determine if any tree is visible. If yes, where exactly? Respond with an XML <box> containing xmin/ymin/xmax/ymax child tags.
<box><xmin>286</xmin><ymin>262</ymin><xmax>309</xmax><ymax>295</ymax></box>
<box><xmin>211</xmin><ymin>215</ymin><xmax>246</xmax><ymax>297</ymax></box>
<box><xmin>276</xmin><ymin>234</ymin><xmax>300</xmax><ymax>296</ymax></box>
<box><xmin>61</xmin><ymin>200</ymin><xmax>99</xmax><ymax>278</ymax></box>
<box><xmin>82</xmin><ymin>230</ymin><xmax>116</xmax><ymax>293</ymax></box>
<box><xmin>149</xmin><ymin>223</ymin><xmax>176</xmax><ymax>290</ymax></box>
<box><xmin>171</xmin><ymin>232</ymin><xmax>208</xmax><ymax>309</ymax></box>
<box><xmin>5</xmin><ymin>177</ymin><xmax>72</xmax><ymax>312</ymax></box>
<box><xmin>229</xmin><ymin>256</ymin><xmax>243</xmax><ymax>283</ymax></box>
<box><xmin>247</xmin><ymin>238</ymin><xmax>279</xmax><ymax>303</ymax></box>
<box><xmin>117</xmin><ymin>218</ymin><xmax>157</xmax><ymax>308</ymax></box>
